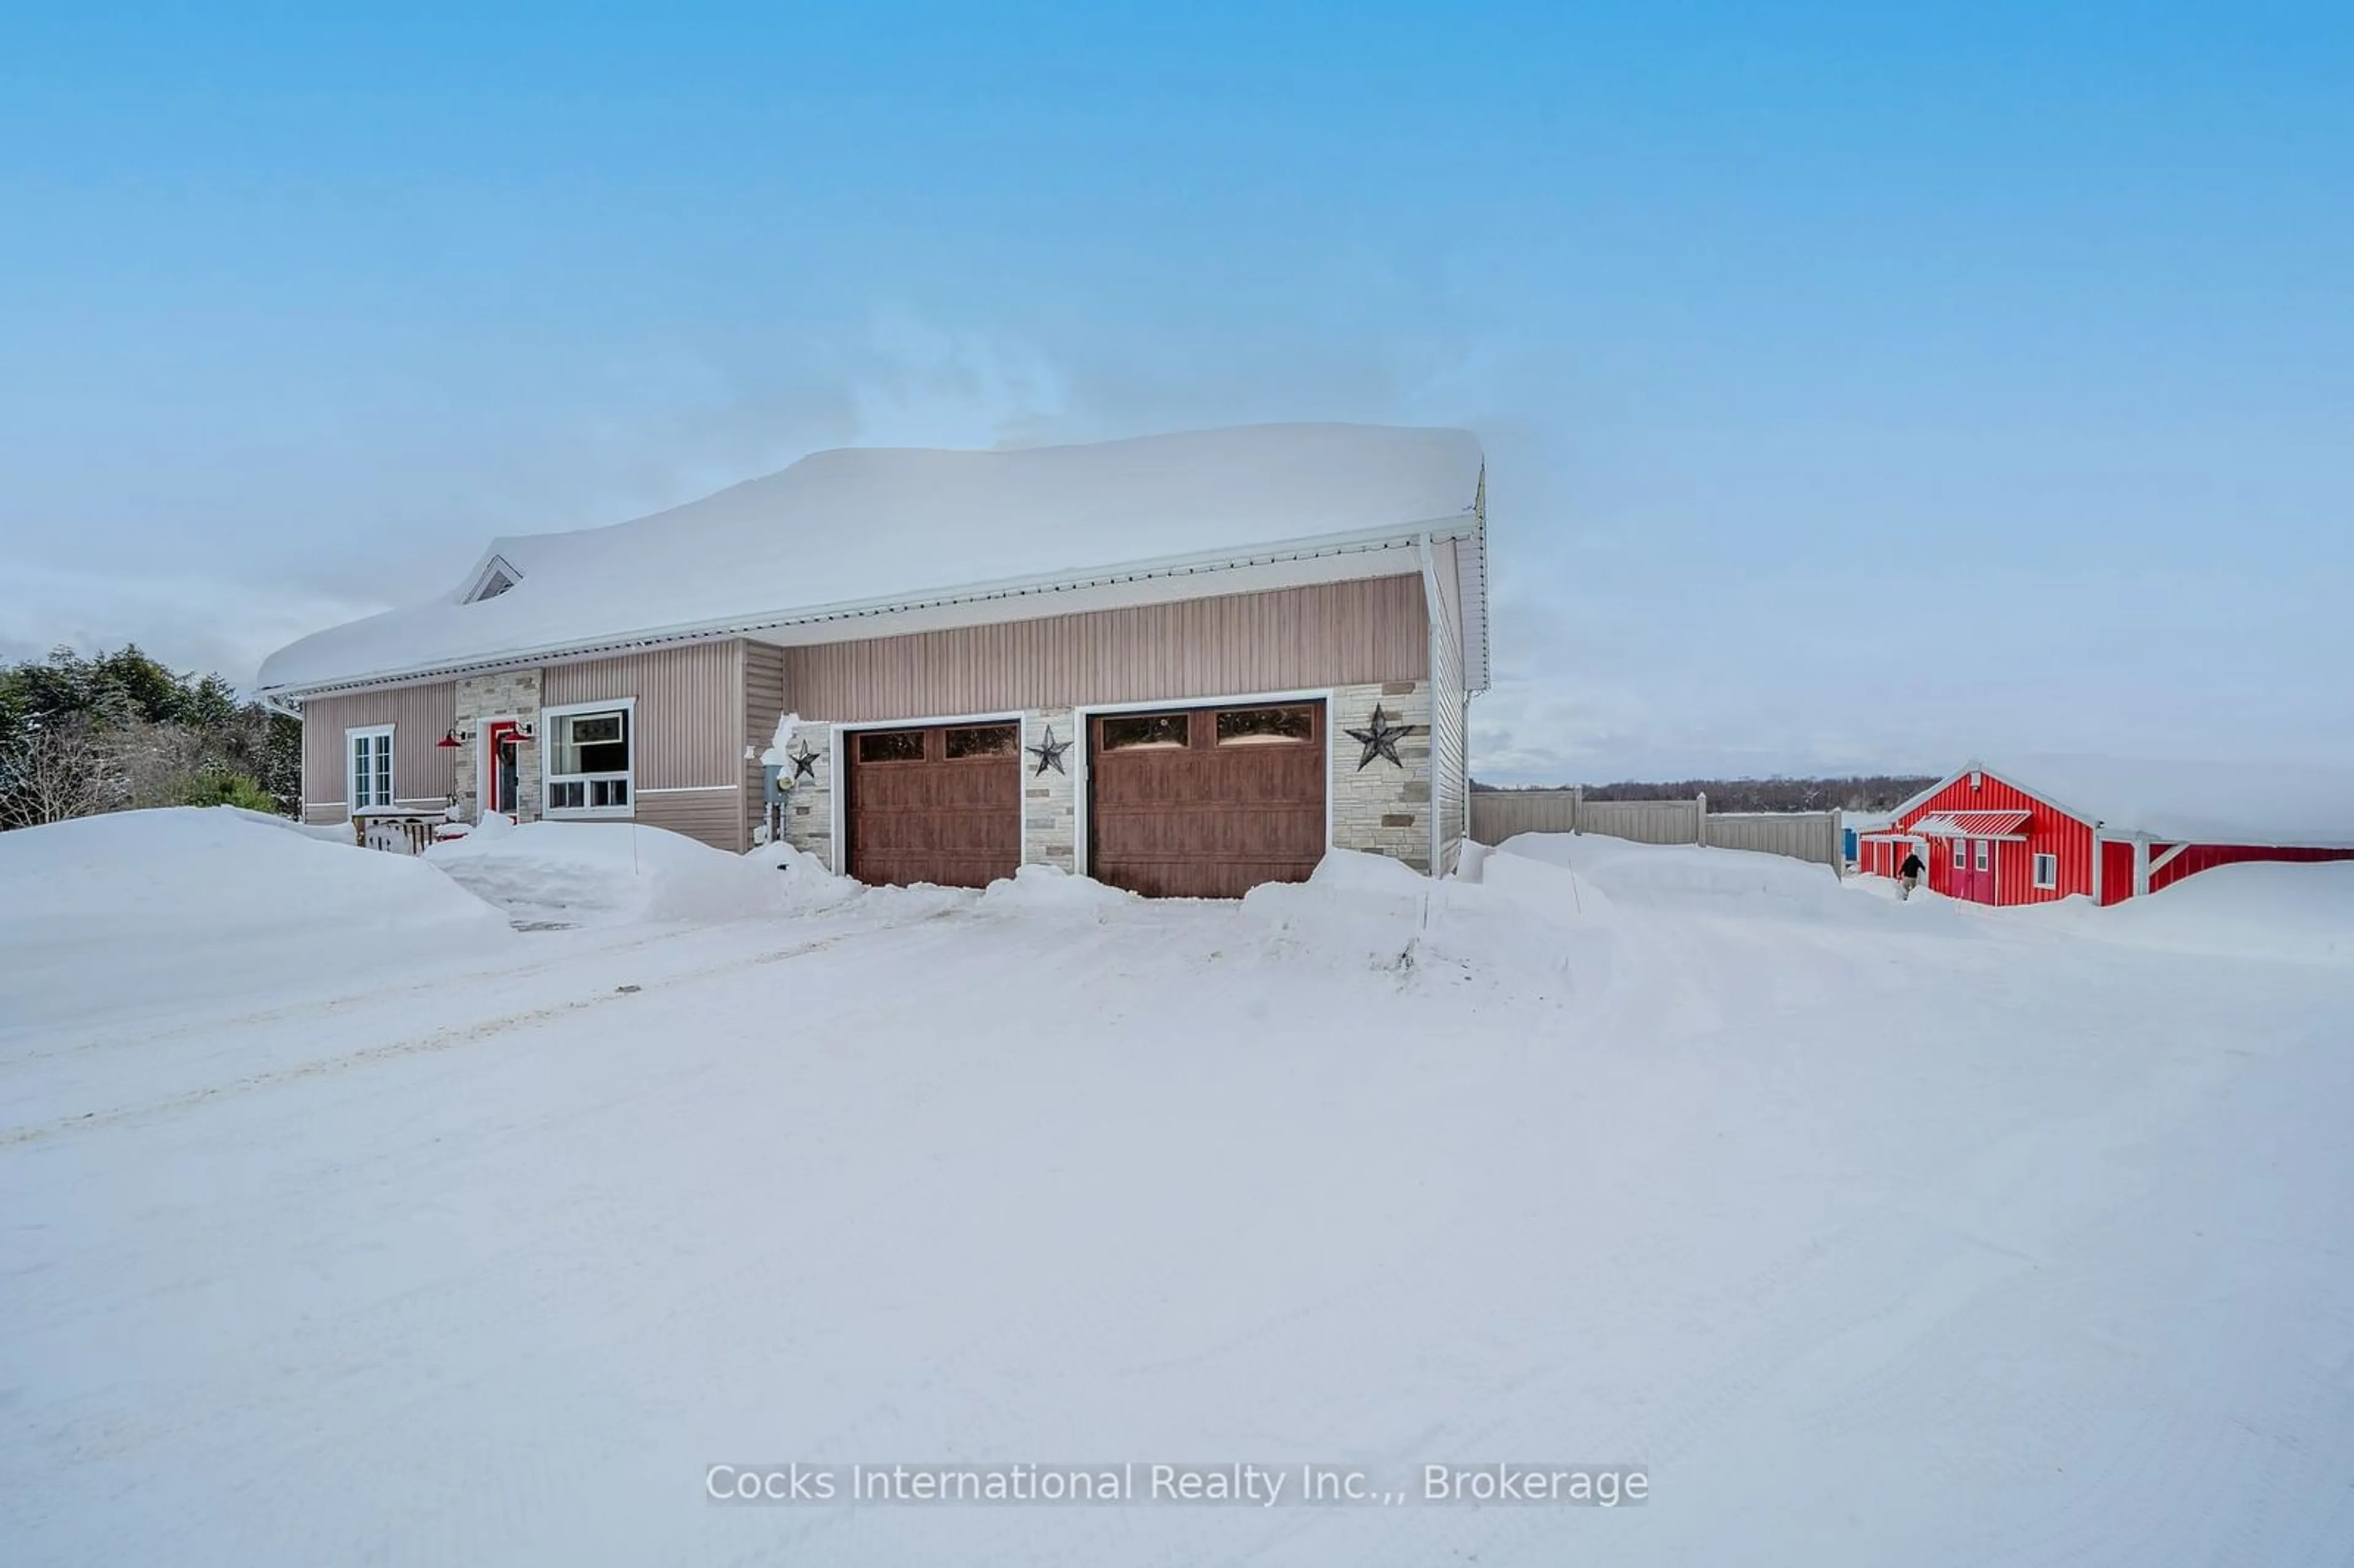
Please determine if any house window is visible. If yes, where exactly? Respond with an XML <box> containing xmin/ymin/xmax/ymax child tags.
<box><xmin>2033</xmin><ymin>853</ymin><xmax>2058</xmax><ymax>889</ymax></box>
<box><xmin>1215</xmin><ymin>707</ymin><xmax>1315</xmax><ymax>745</ymax></box>
<box><xmin>1975</xmin><ymin>839</ymin><xmax>1990</xmax><ymax>872</ymax></box>
<box><xmin>544</xmin><ymin>703</ymin><xmax>633</xmax><ymax>814</ymax></box>
<box><xmin>1101</xmin><ymin>712</ymin><xmax>1189</xmax><ymax>750</ymax></box>
<box><xmin>347</xmin><ymin>725</ymin><xmax>394</xmax><ymax>810</ymax></box>
<box><xmin>1953</xmin><ymin>840</ymin><xmax>1967</xmax><ymax>869</ymax></box>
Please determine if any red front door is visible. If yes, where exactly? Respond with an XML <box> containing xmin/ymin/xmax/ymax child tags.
<box><xmin>483</xmin><ymin>720</ymin><xmax>520</xmax><ymax>814</ymax></box>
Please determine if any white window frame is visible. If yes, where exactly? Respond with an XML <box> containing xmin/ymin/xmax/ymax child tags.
<box><xmin>346</xmin><ymin>725</ymin><xmax>395</xmax><ymax>811</ymax></box>
<box><xmin>1975</xmin><ymin>839</ymin><xmax>1990</xmax><ymax>872</ymax></box>
<box><xmin>2032</xmin><ymin>852</ymin><xmax>2059</xmax><ymax>890</ymax></box>
<box><xmin>541</xmin><ymin>698</ymin><xmax>636</xmax><ymax>818</ymax></box>
<box><xmin>1952</xmin><ymin>839</ymin><xmax>1967</xmax><ymax>869</ymax></box>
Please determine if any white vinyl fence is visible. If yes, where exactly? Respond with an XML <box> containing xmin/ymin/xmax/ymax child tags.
<box><xmin>1468</xmin><ymin>789</ymin><xmax>1843</xmax><ymax>872</ymax></box>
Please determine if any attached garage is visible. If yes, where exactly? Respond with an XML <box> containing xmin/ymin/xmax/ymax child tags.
<box><xmin>1086</xmin><ymin>701</ymin><xmax>1327</xmax><ymax>899</ymax></box>
<box><xmin>845</xmin><ymin>721</ymin><xmax>1022</xmax><ymax>888</ymax></box>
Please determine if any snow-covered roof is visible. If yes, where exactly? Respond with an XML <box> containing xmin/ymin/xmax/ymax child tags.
<box><xmin>1897</xmin><ymin>755</ymin><xmax>2354</xmax><ymax>848</ymax></box>
<box><xmin>257</xmin><ymin>423</ymin><xmax>1487</xmax><ymax>696</ymax></box>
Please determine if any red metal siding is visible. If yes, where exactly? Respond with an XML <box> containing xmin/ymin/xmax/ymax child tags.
<box><xmin>1894</xmin><ymin>771</ymin><xmax>2094</xmax><ymax>905</ymax></box>
<box><xmin>2100</xmin><ymin>839</ymin><xmax>2136</xmax><ymax>905</ymax></box>
<box><xmin>2152</xmin><ymin>843</ymin><xmax>2354</xmax><ymax>892</ymax></box>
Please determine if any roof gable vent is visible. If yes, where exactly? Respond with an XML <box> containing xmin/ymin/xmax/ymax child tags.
<box><xmin>464</xmin><ymin>555</ymin><xmax>521</xmax><ymax>604</ymax></box>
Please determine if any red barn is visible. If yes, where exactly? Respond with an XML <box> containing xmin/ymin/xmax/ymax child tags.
<box><xmin>1857</xmin><ymin>756</ymin><xmax>2354</xmax><ymax>907</ymax></box>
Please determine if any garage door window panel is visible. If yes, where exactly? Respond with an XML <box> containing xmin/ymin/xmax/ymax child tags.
<box><xmin>1102</xmin><ymin>713</ymin><xmax>1190</xmax><ymax>751</ymax></box>
<box><xmin>858</xmin><ymin>729</ymin><xmax>928</xmax><ymax>764</ymax></box>
<box><xmin>1215</xmin><ymin>707</ymin><xmax>1316</xmax><ymax>745</ymax></box>
<box><xmin>945</xmin><ymin>725</ymin><xmax>1017</xmax><ymax>759</ymax></box>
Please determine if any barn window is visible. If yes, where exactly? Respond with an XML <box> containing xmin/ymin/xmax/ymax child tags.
<box><xmin>1216</xmin><ymin>707</ymin><xmax>1315</xmax><ymax>745</ymax></box>
<box><xmin>2033</xmin><ymin>853</ymin><xmax>2058</xmax><ymax>889</ymax></box>
<box><xmin>1975</xmin><ymin>839</ymin><xmax>1990</xmax><ymax>872</ymax></box>
<box><xmin>1953</xmin><ymin>840</ymin><xmax>1967</xmax><ymax>868</ymax></box>
<box><xmin>945</xmin><ymin>725</ymin><xmax>1016</xmax><ymax>759</ymax></box>
<box><xmin>1101</xmin><ymin>713</ymin><xmax>1189</xmax><ymax>751</ymax></box>
<box><xmin>857</xmin><ymin>729</ymin><xmax>928</xmax><ymax>764</ymax></box>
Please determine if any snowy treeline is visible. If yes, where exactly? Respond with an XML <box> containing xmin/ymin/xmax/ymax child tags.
<box><xmin>1472</xmin><ymin>774</ymin><xmax>1938</xmax><ymax>812</ymax></box>
<box><xmin>0</xmin><ymin>647</ymin><xmax>299</xmax><ymax>830</ymax></box>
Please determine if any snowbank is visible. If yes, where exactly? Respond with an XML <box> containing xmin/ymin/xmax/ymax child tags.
<box><xmin>0</xmin><ymin>807</ymin><xmax>514</xmax><ymax>1032</ymax></box>
<box><xmin>1496</xmin><ymin>832</ymin><xmax>1981</xmax><ymax>934</ymax></box>
<box><xmin>1238</xmin><ymin>848</ymin><xmax>1610</xmax><ymax>995</ymax></box>
<box><xmin>425</xmin><ymin>820</ymin><xmax>839</xmax><ymax>928</ymax></box>
<box><xmin>2026</xmin><ymin>859</ymin><xmax>2354</xmax><ymax>965</ymax></box>
<box><xmin>977</xmin><ymin>864</ymin><xmax>1138</xmax><ymax>918</ymax></box>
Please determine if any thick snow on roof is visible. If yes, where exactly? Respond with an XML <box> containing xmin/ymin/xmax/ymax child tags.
<box><xmin>1962</xmin><ymin>754</ymin><xmax>2354</xmax><ymax>847</ymax></box>
<box><xmin>258</xmin><ymin>423</ymin><xmax>1485</xmax><ymax>694</ymax></box>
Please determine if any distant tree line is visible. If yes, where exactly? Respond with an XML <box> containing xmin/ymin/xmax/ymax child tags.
<box><xmin>1471</xmin><ymin>775</ymin><xmax>1937</xmax><ymax>813</ymax></box>
<box><xmin>0</xmin><ymin>646</ymin><xmax>300</xmax><ymax>831</ymax></box>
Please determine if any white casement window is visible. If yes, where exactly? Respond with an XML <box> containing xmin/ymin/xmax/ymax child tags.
<box><xmin>543</xmin><ymin>699</ymin><xmax>634</xmax><ymax>815</ymax></box>
<box><xmin>1975</xmin><ymin>839</ymin><xmax>1990</xmax><ymax>872</ymax></box>
<box><xmin>347</xmin><ymin>725</ymin><xmax>394</xmax><ymax>810</ymax></box>
<box><xmin>1952</xmin><ymin>840</ymin><xmax>1967</xmax><ymax>869</ymax></box>
<box><xmin>2033</xmin><ymin>853</ymin><xmax>2059</xmax><ymax>889</ymax></box>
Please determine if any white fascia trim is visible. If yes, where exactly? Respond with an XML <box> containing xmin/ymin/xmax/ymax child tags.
<box><xmin>260</xmin><ymin>521</ymin><xmax>1474</xmax><ymax>702</ymax></box>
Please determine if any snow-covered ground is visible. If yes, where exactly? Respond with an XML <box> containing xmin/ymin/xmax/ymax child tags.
<box><xmin>4</xmin><ymin>814</ymin><xmax>2352</xmax><ymax>1566</ymax></box>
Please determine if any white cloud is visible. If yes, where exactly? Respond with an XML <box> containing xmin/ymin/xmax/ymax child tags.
<box><xmin>0</xmin><ymin>560</ymin><xmax>384</xmax><ymax>690</ymax></box>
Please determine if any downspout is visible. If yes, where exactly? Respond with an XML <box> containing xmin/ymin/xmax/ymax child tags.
<box><xmin>1416</xmin><ymin>531</ymin><xmax>1444</xmax><ymax>879</ymax></box>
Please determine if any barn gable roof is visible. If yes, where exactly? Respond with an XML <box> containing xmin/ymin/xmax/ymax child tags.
<box><xmin>1894</xmin><ymin>755</ymin><xmax>2354</xmax><ymax>848</ymax></box>
<box><xmin>257</xmin><ymin>423</ymin><xmax>1488</xmax><ymax>698</ymax></box>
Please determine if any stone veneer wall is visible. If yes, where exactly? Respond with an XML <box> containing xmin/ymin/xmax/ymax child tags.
<box><xmin>454</xmin><ymin>669</ymin><xmax>544</xmax><ymax>824</ymax></box>
<box><xmin>1328</xmin><ymin>679</ymin><xmax>1432</xmax><ymax>873</ymax></box>
<box><xmin>775</xmin><ymin>720</ymin><xmax>839</xmax><ymax>870</ymax></box>
<box><xmin>777</xmin><ymin>688</ymin><xmax>1436</xmax><ymax>882</ymax></box>
<box><xmin>1021</xmin><ymin>707</ymin><xmax>1078</xmax><ymax>872</ymax></box>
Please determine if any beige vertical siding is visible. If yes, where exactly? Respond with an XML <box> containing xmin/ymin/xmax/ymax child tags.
<box><xmin>779</xmin><ymin>575</ymin><xmax>1428</xmax><ymax>722</ymax></box>
<box><xmin>543</xmin><ymin>640</ymin><xmax>744</xmax><ymax>793</ymax></box>
<box><xmin>637</xmin><ymin>791</ymin><xmax>747</xmax><ymax>851</ymax></box>
<box><xmin>299</xmin><ymin>682</ymin><xmax>458</xmax><ymax>821</ymax></box>
<box><xmin>742</xmin><ymin>641</ymin><xmax>787</xmax><ymax>850</ymax></box>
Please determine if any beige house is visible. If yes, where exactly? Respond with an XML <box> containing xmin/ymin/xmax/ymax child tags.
<box><xmin>259</xmin><ymin>423</ymin><xmax>1490</xmax><ymax>896</ymax></box>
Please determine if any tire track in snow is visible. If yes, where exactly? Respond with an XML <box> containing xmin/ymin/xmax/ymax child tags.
<box><xmin>0</xmin><ymin>905</ymin><xmax>971</xmax><ymax>1148</ymax></box>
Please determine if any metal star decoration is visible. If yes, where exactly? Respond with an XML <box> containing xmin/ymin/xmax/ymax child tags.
<box><xmin>1344</xmin><ymin>705</ymin><xmax>1415</xmax><ymax>771</ymax></box>
<box><xmin>1026</xmin><ymin>723</ymin><xmax>1071</xmax><ymax>776</ymax></box>
<box><xmin>784</xmin><ymin>737</ymin><xmax>820</xmax><ymax>782</ymax></box>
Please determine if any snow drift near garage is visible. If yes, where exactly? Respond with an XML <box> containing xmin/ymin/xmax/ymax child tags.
<box><xmin>255</xmin><ymin>422</ymin><xmax>1485</xmax><ymax>693</ymax></box>
<box><xmin>0</xmin><ymin>807</ymin><xmax>514</xmax><ymax>1033</ymax></box>
<box><xmin>425</xmin><ymin>818</ymin><xmax>855</xmax><ymax>928</ymax></box>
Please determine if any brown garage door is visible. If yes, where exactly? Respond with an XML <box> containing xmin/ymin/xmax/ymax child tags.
<box><xmin>1087</xmin><ymin>701</ymin><xmax>1327</xmax><ymax>898</ymax></box>
<box><xmin>846</xmin><ymin>723</ymin><xmax>1021</xmax><ymax>888</ymax></box>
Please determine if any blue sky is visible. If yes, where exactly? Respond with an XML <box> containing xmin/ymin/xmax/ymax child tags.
<box><xmin>2</xmin><ymin>2</ymin><xmax>2348</xmax><ymax>780</ymax></box>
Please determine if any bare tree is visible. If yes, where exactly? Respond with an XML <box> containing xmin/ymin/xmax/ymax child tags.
<box><xmin>0</xmin><ymin>718</ymin><xmax>126</xmax><ymax>828</ymax></box>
